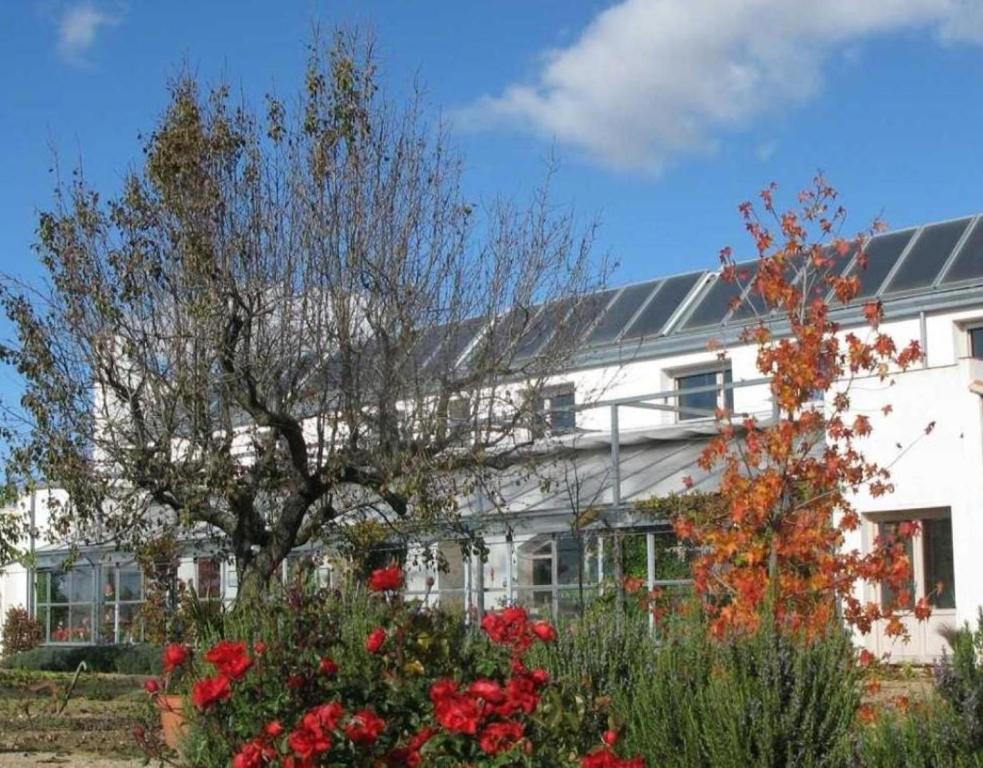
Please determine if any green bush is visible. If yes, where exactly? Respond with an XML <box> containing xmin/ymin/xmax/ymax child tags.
<box><xmin>854</xmin><ymin>702</ymin><xmax>983</xmax><ymax>768</ymax></box>
<box><xmin>935</xmin><ymin>609</ymin><xmax>983</xmax><ymax>752</ymax></box>
<box><xmin>1</xmin><ymin>643</ymin><xmax>162</xmax><ymax>674</ymax></box>
<box><xmin>619</xmin><ymin>614</ymin><xmax>862</xmax><ymax>768</ymax></box>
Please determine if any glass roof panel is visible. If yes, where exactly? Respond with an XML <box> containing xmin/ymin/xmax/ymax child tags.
<box><xmin>884</xmin><ymin>218</ymin><xmax>972</xmax><ymax>294</ymax></box>
<box><xmin>848</xmin><ymin>229</ymin><xmax>916</xmax><ymax>299</ymax></box>
<box><xmin>941</xmin><ymin>218</ymin><xmax>983</xmax><ymax>284</ymax></box>
<box><xmin>585</xmin><ymin>281</ymin><xmax>661</xmax><ymax>344</ymax></box>
<box><xmin>623</xmin><ymin>271</ymin><xmax>703</xmax><ymax>338</ymax></box>
<box><xmin>514</xmin><ymin>298</ymin><xmax>576</xmax><ymax>360</ymax></box>
<box><xmin>680</xmin><ymin>262</ymin><xmax>754</xmax><ymax>330</ymax></box>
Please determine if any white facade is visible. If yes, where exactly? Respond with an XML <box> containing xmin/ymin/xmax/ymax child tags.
<box><xmin>4</xmin><ymin>215</ymin><xmax>983</xmax><ymax>662</ymax></box>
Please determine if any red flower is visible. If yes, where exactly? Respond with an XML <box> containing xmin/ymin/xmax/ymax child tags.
<box><xmin>289</xmin><ymin>703</ymin><xmax>344</xmax><ymax>761</ymax></box>
<box><xmin>500</xmin><ymin>675</ymin><xmax>539</xmax><ymax>716</ymax></box>
<box><xmin>530</xmin><ymin>620</ymin><xmax>557</xmax><ymax>642</ymax></box>
<box><xmin>478</xmin><ymin>720</ymin><xmax>525</xmax><ymax>755</ymax></box>
<box><xmin>365</xmin><ymin>627</ymin><xmax>388</xmax><ymax>654</ymax></box>
<box><xmin>144</xmin><ymin>678</ymin><xmax>160</xmax><ymax>694</ymax></box>
<box><xmin>265</xmin><ymin>720</ymin><xmax>284</xmax><ymax>738</ymax></box>
<box><xmin>434</xmin><ymin>693</ymin><xmax>482</xmax><ymax>735</ymax></box>
<box><xmin>345</xmin><ymin>709</ymin><xmax>386</xmax><ymax>745</ymax></box>
<box><xmin>468</xmin><ymin>678</ymin><xmax>506</xmax><ymax>704</ymax></box>
<box><xmin>288</xmin><ymin>674</ymin><xmax>307</xmax><ymax>690</ymax></box>
<box><xmin>603</xmin><ymin>730</ymin><xmax>619</xmax><ymax>747</ymax></box>
<box><xmin>192</xmin><ymin>675</ymin><xmax>232</xmax><ymax>710</ymax></box>
<box><xmin>233</xmin><ymin>738</ymin><xmax>276</xmax><ymax>768</ymax></box>
<box><xmin>319</xmin><ymin>657</ymin><xmax>339</xmax><ymax>677</ymax></box>
<box><xmin>368</xmin><ymin>566</ymin><xmax>405</xmax><ymax>592</ymax></box>
<box><xmin>205</xmin><ymin>640</ymin><xmax>254</xmax><ymax>680</ymax></box>
<box><xmin>581</xmin><ymin>748</ymin><xmax>647</xmax><ymax>768</ymax></box>
<box><xmin>253</xmin><ymin>641</ymin><xmax>267</xmax><ymax>655</ymax></box>
<box><xmin>162</xmin><ymin>643</ymin><xmax>190</xmax><ymax>673</ymax></box>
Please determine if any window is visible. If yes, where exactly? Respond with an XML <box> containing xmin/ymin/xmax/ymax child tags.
<box><xmin>675</xmin><ymin>366</ymin><xmax>733</xmax><ymax>421</ymax></box>
<box><xmin>516</xmin><ymin>533</ymin><xmax>599</xmax><ymax>616</ymax></box>
<box><xmin>876</xmin><ymin>512</ymin><xmax>956</xmax><ymax>611</ymax></box>
<box><xmin>101</xmin><ymin>565</ymin><xmax>144</xmax><ymax>644</ymax></box>
<box><xmin>195</xmin><ymin>557</ymin><xmax>223</xmax><ymax>601</ymax></box>
<box><xmin>526</xmin><ymin>385</ymin><xmax>577</xmax><ymax>438</ymax></box>
<box><xmin>36</xmin><ymin>567</ymin><xmax>95</xmax><ymax>644</ymax></box>
<box><xmin>969</xmin><ymin>327</ymin><xmax>983</xmax><ymax>359</ymax></box>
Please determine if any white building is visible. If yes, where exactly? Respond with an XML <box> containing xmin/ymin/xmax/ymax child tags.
<box><xmin>3</xmin><ymin>213</ymin><xmax>983</xmax><ymax>662</ymax></box>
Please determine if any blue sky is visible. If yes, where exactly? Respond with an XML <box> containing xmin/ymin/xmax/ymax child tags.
<box><xmin>2</xmin><ymin>1</ymin><xmax>983</xmax><ymax>298</ymax></box>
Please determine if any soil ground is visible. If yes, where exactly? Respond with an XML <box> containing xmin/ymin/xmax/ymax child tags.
<box><xmin>0</xmin><ymin>670</ymin><xmax>150</xmax><ymax>765</ymax></box>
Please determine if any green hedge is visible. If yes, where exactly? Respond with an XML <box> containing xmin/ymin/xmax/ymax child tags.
<box><xmin>1</xmin><ymin>643</ymin><xmax>162</xmax><ymax>674</ymax></box>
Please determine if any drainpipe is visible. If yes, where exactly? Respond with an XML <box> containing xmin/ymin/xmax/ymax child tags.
<box><xmin>27</xmin><ymin>491</ymin><xmax>37</xmax><ymax>616</ymax></box>
<box><xmin>919</xmin><ymin>311</ymin><xmax>928</xmax><ymax>368</ymax></box>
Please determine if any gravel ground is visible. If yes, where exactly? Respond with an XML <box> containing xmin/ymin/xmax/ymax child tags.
<box><xmin>0</xmin><ymin>755</ymin><xmax>144</xmax><ymax>768</ymax></box>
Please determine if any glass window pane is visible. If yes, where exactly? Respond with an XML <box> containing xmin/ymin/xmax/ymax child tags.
<box><xmin>923</xmin><ymin>518</ymin><xmax>956</xmax><ymax>609</ymax></box>
<box><xmin>942</xmin><ymin>218</ymin><xmax>983</xmax><ymax>284</ymax></box>
<box><xmin>556</xmin><ymin>535</ymin><xmax>583</xmax><ymax>586</ymax></box>
<box><xmin>878</xmin><ymin>522</ymin><xmax>916</xmax><ymax>610</ymax></box>
<box><xmin>196</xmin><ymin>559</ymin><xmax>222</xmax><ymax>600</ymax></box>
<box><xmin>118</xmin><ymin>568</ymin><xmax>142</xmax><ymax>602</ymax></box>
<box><xmin>35</xmin><ymin>606</ymin><xmax>49</xmax><ymax>641</ymax></box>
<box><xmin>69</xmin><ymin>568</ymin><xmax>93</xmax><ymax>604</ymax></box>
<box><xmin>50</xmin><ymin>606</ymin><xmax>69</xmax><ymax>642</ymax></box>
<box><xmin>971</xmin><ymin>328</ymin><xmax>983</xmax><ymax>359</ymax></box>
<box><xmin>681</xmin><ymin>264</ymin><xmax>754</xmax><ymax>330</ymax></box>
<box><xmin>118</xmin><ymin>604</ymin><xmax>144</xmax><ymax>643</ymax></box>
<box><xmin>624</xmin><ymin>272</ymin><xmax>703</xmax><ymax>338</ymax></box>
<box><xmin>586</xmin><ymin>282</ymin><xmax>661</xmax><ymax>345</ymax></box>
<box><xmin>677</xmin><ymin>371</ymin><xmax>718</xmax><ymax>420</ymax></box>
<box><xmin>69</xmin><ymin>605</ymin><xmax>93</xmax><ymax>643</ymax></box>
<box><xmin>884</xmin><ymin>218</ymin><xmax>971</xmax><ymax>293</ymax></box>
<box><xmin>100</xmin><ymin>606</ymin><xmax>116</xmax><ymax>644</ymax></box>
<box><xmin>549</xmin><ymin>390</ymin><xmax>576</xmax><ymax>433</ymax></box>
<box><xmin>50</xmin><ymin>572</ymin><xmax>69</xmax><ymax>604</ymax></box>
<box><xmin>532</xmin><ymin>557</ymin><xmax>552</xmax><ymax>587</ymax></box>
<box><xmin>849</xmin><ymin>230</ymin><xmax>916</xmax><ymax>300</ymax></box>
<box><xmin>34</xmin><ymin>572</ymin><xmax>50</xmax><ymax>606</ymax></box>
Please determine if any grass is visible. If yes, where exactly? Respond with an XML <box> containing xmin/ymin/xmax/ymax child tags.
<box><xmin>0</xmin><ymin>668</ymin><xmax>148</xmax><ymax>757</ymax></box>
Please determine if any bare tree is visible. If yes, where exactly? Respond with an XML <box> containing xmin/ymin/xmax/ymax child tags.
<box><xmin>0</xmin><ymin>31</ymin><xmax>607</xmax><ymax>599</ymax></box>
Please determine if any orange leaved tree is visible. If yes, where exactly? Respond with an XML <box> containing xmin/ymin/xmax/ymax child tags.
<box><xmin>675</xmin><ymin>176</ymin><xmax>930</xmax><ymax>641</ymax></box>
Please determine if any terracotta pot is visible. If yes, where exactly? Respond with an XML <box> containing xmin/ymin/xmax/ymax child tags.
<box><xmin>157</xmin><ymin>694</ymin><xmax>188</xmax><ymax>752</ymax></box>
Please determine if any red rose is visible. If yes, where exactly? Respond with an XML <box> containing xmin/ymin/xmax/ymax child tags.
<box><xmin>530</xmin><ymin>620</ymin><xmax>557</xmax><ymax>643</ymax></box>
<box><xmin>319</xmin><ymin>657</ymin><xmax>339</xmax><ymax>677</ymax></box>
<box><xmin>345</xmin><ymin>708</ymin><xmax>386</xmax><ymax>745</ymax></box>
<box><xmin>265</xmin><ymin>720</ymin><xmax>284</xmax><ymax>738</ymax></box>
<box><xmin>205</xmin><ymin>640</ymin><xmax>254</xmax><ymax>680</ymax></box>
<box><xmin>581</xmin><ymin>748</ymin><xmax>647</xmax><ymax>768</ymax></box>
<box><xmin>288</xmin><ymin>674</ymin><xmax>307</xmax><ymax>690</ymax></box>
<box><xmin>529</xmin><ymin>667</ymin><xmax>550</xmax><ymax>687</ymax></box>
<box><xmin>192</xmin><ymin>675</ymin><xmax>231</xmax><ymax>710</ymax></box>
<box><xmin>253</xmin><ymin>641</ymin><xmax>267</xmax><ymax>655</ymax></box>
<box><xmin>162</xmin><ymin>643</ymin><xmax>190</xmax><ymax>673</ymax></box>
<box><xmin>289</xmin><ymin>702</ymin><xmax>344</xmax><ymax>761</ymax></box>
<box><xmin>468</xmin><ymin>678</ymin><xmax>506</xmax><ymax>704</ymax></box>
<box><xmin>478</xmin><ymin>720</ymin><xmax>525</xmax><ymax>755</ymax></box>
<box><xmin>368</xmin><ymin>566</ymin><xmax>405</xmax><ymax>592</ymax></box>
<box><xmin>434</xmin><ymin>692</ymin><xmax>482</xmax><ymax>735</ymax></box>
<box><xmin>603</xmin><ymin>730</ymin><xmax>619</xmax><ymax>747</ymax></box>
<box><xmin>233</xmin><ymin>738</ymin><xmax>276</xmax><ymax>768</ymax></box>
<box><xmin>365</xmin><ymin>627</ymin><xmax>388</xmax><ymax>654</ymax></box>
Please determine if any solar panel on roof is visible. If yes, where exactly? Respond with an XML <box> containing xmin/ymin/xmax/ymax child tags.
<box><xmin>848</xmin><ymin>229</ymin><xmax>916</xmax><ymax>299</ymax></box>
<box><xmin>941</xmin><ymin>218</ymin><xmax>983</xmax><ymax>284</ymax></box>
<box><xmin>585</xmin><ymin>281</ymin><xmax>661</xmax><ymax>344</ymax></box>
<box><xmin>514</xmin><ymin>299</ymin><xmax>575</xmax><ymax>359</ymax></box>
<box><xmin>623</xmin><ymin>271</ymin><xmax>703</xmax><ymax>338</ymax></box>
<box><xmin>680</xmin><ymin>262</ymin><xmax>754</xmax><ymax>330</ymax></box>
<box><xmin>883</xmin><ymin>218</ymin><xmax>972</xmax><ymax>294</ymax></box>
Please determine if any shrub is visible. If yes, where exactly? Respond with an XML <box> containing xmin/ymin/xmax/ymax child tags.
<box><xmin>619</xmin><ymin>613</ymin><xmax>862</xmax><ymax>768</ymax></box>
<box><xmin>149</xmin><ymin>571</ymin><xmax>645</xmax><ymax>767</ymax></box>
<box><xmin>854</xmin><ymin>701</ymin><xmax>983</xmax><ymax>768</ymax></box>
<box><xmin>935</xmin><ymin>609</ymin><xmax>983</xmax><ymax>752</ymax></box>
<box><xmin>1</xmin><ymin>643</ymin><xmax>162</xmax><ymax>674</ymax></box>
<box><xmin>1</xmin><ymin>606</ymin><xmax>44</xmax><ymax>655</ymax></box>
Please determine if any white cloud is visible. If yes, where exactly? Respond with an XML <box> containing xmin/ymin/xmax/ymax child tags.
<box><xmin>457</xmin><ymin>0</ymin><xmax>983</xmax><ymax>173</ymax></box>
<box><xmin>57</xmin><ymin>2</ymin><xmax>120</xmax><ymax>63</ymax></box>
